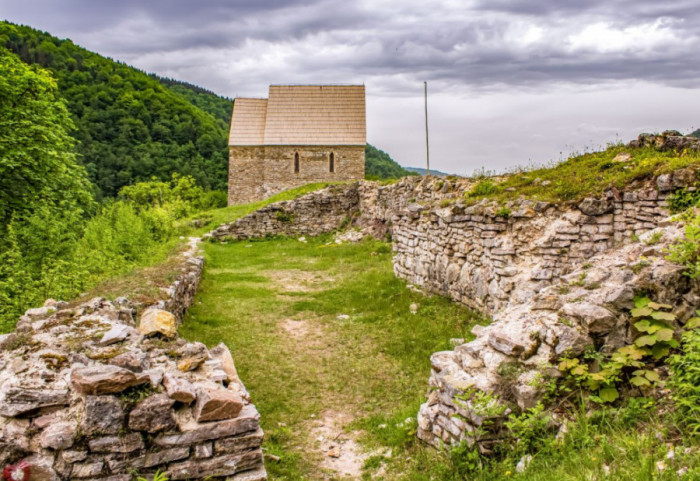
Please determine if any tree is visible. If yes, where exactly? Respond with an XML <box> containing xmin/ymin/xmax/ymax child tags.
<box><xmin>0</xmin><ymin>46</ymin><xmax>93</xmax><ymax>231</ymax></box>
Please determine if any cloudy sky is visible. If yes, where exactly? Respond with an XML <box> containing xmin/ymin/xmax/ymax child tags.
<box><xmin>2</xmin><ymin>0</ymin><xmax>700</xmax><ymax>175</ymax></box>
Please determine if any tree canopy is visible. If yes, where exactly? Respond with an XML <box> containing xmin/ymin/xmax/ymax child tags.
<box><xmin>0</xmin><ymin>45</ymin><xmax>93</xmax><ymax>228</ymax></box>
<box><xmin>1</xmin><ymin>21</ymin><xmax>231</xmax><ymax>199</ymax></box>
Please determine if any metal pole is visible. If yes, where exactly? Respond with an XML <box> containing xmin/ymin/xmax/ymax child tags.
<box><xmin>424</xmin><ymin>81</ymin><xmax>430</xmax><ymax>176</ymax></box>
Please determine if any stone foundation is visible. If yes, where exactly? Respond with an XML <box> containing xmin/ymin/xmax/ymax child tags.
<box><xmin>0</xmin><ymin>238</ymin><xmax>267</xmax><ymax>480</ymax></box>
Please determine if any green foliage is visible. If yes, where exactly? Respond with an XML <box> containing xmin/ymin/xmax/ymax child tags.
<box><xmin>668</xmin><ymin>185</ymin><xmax>700</xmax><ymax>214</ymax></box>
<box><xmin>558</xmin><ymin>297</ymin><xmax>678</xmax><ymax>403</ymax></box>
<box><xmin>468</xmin><ymin>179</ymin><xmax>498</xmax><ymax>197</ymax></box>
<box><xmin>275</xmin><ymin>211</ymin><xmax>294</xmax><ymax>223</ymax></box>
<box><xmin>666</xmin><ymin>213</ymin><xmax>700</xmax><ymax>278</ymax></box>
<box><xmin>467</xmin><ymin>143</ymin><xmax>700</xmax><ymax>204</ymax></box>
<box><xmin>0</xmin><ymin>46</ymin><xmax>94</xmax><ymax>229</ymax></box>
<box><xmin>1</xmin><ymin>21</ymin><xmax>230</xmax><ymax>198</ymax></box>
<box><xmin>365</xmin><ymin>144</ymin><xmax>416</xmax><ymax>180</ymax></box>
<box><xmin>495</xmin><ymin>206</ymin><xmax>512</xmax><ymax>219</ymax></box>
<box><xmin>504</xmin><ymin>402</ymin><xmax>554</xmax><ymax>454</ymax></box>
<box><xmin>668</xmin><ymin>316</ymin><xmax>700</xmax><ymax>435</ymax></box>
<box><xmin>119</xmin><ymin>173</ymin><xmax>225</xmax><ymax>218</ymax></box>
<box><xmin>137</xmin><ymin>469</ymin><xmax>168</xmax><ymax>481</ymax></box>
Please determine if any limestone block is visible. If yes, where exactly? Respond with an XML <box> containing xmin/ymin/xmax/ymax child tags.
<box><xmin>139</xmin><ymin>308</ymin><xmax>177</xmax><ymax>338</ymax></box>
<box><xmin>128</xmin><ymin>394</ymin><xmax>176</xmax><ymax>433</ymax></box>
<box><xmin>193</xmin><ymin>388</ymin><xmax>245</xmax><ymax>422</ymax></box>
<box><xmin>71</xmin><ymin>365</ymin><xmax>147</xmax><ymax>395</ymax></box>
<box><xmin>81</xmin><ymin>396</ymin><xmax>126</xmax><ymax>435</ymax></box>
<box><xmin>163</xmin><ymin>373</ymin><xmax>197</xmax><ymax>404</ymax></box>
<box><xmin>88</xmin><ymin>433</ymin><xmax>144</xmax><ymax>453</ymax></box>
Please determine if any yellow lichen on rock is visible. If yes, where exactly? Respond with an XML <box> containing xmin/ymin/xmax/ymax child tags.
<box><xmin>139</xmin><ymin>308</ymin><xmax>177</xmax><ymax>338</ymax></box>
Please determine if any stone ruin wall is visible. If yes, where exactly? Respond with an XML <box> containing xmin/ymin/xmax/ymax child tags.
<box><xmin>210</xmin><ymin>183</ymin><xmax>362</xmax><ymax>241</ymax></box>
<box><xmin>0</xmin><ymin>237</ymin><xmax>267</xmax><ymax>481</ymax></box>
<box><xmin>204</xmin><ymin>146</ymin><xmax>700</xmax><ymax>450</ymax></box>
<box><xmin>228</xmin><ymin>145</ymin><xmax>365</xmax><ymax>205</ymax></box>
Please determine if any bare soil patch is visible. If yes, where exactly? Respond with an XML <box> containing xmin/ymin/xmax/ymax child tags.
<box><xmin>268</xmin><ymin>269</ymin><xmax>333</xmax><ymax>293</ymax></box>
<box><xmin>310</xmin><ymin>410</ymin><xmax>369</xmax><ymax>479</ymax></box>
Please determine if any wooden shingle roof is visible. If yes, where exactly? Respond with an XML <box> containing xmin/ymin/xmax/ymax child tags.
<box><xmin>229</xmin><ymin>98</ymin><xmax>268</xmax><ymax>146</ymax></box>
<box><xmin>228</xmin><ymin>85</ymin><xmax>366</xmax><ymax>146</ymax></box>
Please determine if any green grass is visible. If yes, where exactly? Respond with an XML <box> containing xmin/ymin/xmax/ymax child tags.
<box><xmin>467</xmin><ymin>145</ymin><xmax>700</xmax><ymax>204</ymax></box>
<box><xmin>179</xmin><ymin>231</ymin><xmax>700</xmax><ymax>480</ymax></box>
<box><xmin>180</xmin><ymin>235</ymin><xmax>484</xmax><ymax>479</ymax></box>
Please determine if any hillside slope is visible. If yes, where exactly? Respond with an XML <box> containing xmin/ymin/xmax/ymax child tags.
<box><xmin>365</xmin><ymin>144</ymin><xmax>416</xmax><ymax>179</ymax></box>
<box><xmin>0</xmin><ymin>22</ymin><xmax>229</xmax><ymax>198</ymax></box>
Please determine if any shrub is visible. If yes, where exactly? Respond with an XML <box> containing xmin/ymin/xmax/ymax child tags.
<box><xmin>668</xmin><ymin>186</ymin><xmax>700</xmax><ymax>214</ymax></box>
<box><xmin>668</xmin><ymin>317</ymin><xmax>700</xmax><ymax>435</ymax></box>
<box><xmin>666</xmin><ymin>214</ymin><xmax>700</xmax><ymax>278</ymax></box>
<box><xmin>468</xmin><ymin>180</ymin><xmax>498</xmax><ymax>197</ymax></box>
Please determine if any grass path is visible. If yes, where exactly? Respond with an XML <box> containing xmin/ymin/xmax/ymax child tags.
<box><xmin>180</xmin><ymin>235</ymin><xmax>483</xmax><ymax>479</ymax></box>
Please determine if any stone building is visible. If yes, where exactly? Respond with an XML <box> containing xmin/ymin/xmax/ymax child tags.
<box><xmin>227</xmin><ymin>85</ymin><xmax>366</xmax><ymax>204</ymax></box>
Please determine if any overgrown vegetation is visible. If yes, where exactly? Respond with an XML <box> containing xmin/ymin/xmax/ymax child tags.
<box><xmin>464</xmin><ymin>144</ymin><xmax>700</xmax><ymax>204</ymax></box>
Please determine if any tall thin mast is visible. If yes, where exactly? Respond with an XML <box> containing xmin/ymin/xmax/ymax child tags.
<box><xmin>424</xmin><ymin>81</ymin><xmax>430</xmax><ymax>176</ymax></box>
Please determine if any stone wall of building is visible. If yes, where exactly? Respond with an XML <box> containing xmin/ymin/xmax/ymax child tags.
<box><xmin>0</xmin><ymin>238</ymin><xmax>267</xmax><ymax>481</ymax></box>
<box><xmin>228</xmin><ymin>145</ymin><xmax>365</xmax><ymax>205</ymax></box>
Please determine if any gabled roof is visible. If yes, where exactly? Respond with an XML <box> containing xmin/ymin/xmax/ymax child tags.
<box><xmin>228</xmin><ymin>98</ymin><xmax>267</xmax><ymax>146</ymax></box>
<box><xmin>229</xmin><ymin>85</ymin><xmax>366</xmax><ymax>146</ymax></box>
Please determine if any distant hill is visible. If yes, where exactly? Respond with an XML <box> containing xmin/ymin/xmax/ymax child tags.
<box><xmin>690</xmin><ymin>129</ymin><xmax>700</xmax><ymax>139</ymax></box>
<box><xmin>365</xmin><ymin>144</ymin><xmax>417</xmax><ymax>180</ymax></box>
<box><xmin>404</xmin><ymin>166</ymin><xmax>452</xmax><ymax>177</ymax></box>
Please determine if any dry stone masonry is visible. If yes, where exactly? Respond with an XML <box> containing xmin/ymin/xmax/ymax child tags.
<box><xmin>0</xmin><ymin>238</ymin><xmax>267</xmax><ymax>481</ymax></box>
<box><xmin>201</xmin><ymin>137</ymin><xmax>700</xmax><ymax>452</ymax></box>
<box><xmin>209</xmin><ymin>183</ymin><xmax>361</xmax><ymax>241</ymax></box>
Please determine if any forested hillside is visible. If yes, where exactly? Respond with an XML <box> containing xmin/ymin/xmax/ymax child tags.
<box><xmin>365</xmin><ymin>144</ymin><xmax>416</xmax><ymax>179</ymax></box>
<box><xmin>1</xmin><ymin>21</ymin><xmax>413</xmax><ymax>197</ymax></box>
<box><xmin>0</xmin><ymin>22</ymin><xmax>230</xmax><ymax>198</ymax></box>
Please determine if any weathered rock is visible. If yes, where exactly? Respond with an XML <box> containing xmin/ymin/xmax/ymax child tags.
<box><xmin>209</xmin><ymin>343</ymin><xmax>241</xmax><ymax>384</ymax></box>
<box><xmin>107</xmin><ymin>447</ymin><xmax>190</xmax><ymax>471</ymax></box>
<box><xmin>163</xmin><ymin>373</ymin><xmax>197</xmax><ymax>404</ymax></box>
<box><xmin>177</xmin><ymin>342</ymin><xmax>209</xmax><ymax>372</ymax></box>
<box><xmin>71</xmin><ymin>365</ymin><xmax>147</xmax><ymax>395</ymax></box>
<box><xmin>561</xmin><ymin>302</ymin><xmax>616</xmax><ymax>334</ymax></box>
<box><xmin>578</xmin><ymin>197</ymin><xmax>614</xmax><ymax>216</ymax></box>
<box><xmin>71</xmin><ymin>460</ymin><xmax>104</xmax><ymax>478</ymax></box>
<box><xmin>39</xmin><ymin>420</ymin><xmax>77</xmax><ymax>450</ymax></box>
<box><xmin>214</xmin><ymin>428</ymin><xmax>265</xmax><ymax>454</ymax></box>
<box><xmin>195</xmin><ymin>442</ymin><xmax>214</xmax><ymax>459</ymax></box>
<box><xmin>109</xmin><ymin>350</ymin><xmax>149</xmax><ymax>373</ymax></box>
<box><xmin>61</xmin><ymin>450</ymin><xmax>88</xmax><ymax>464</ymax></box>
<box><xmin>228</xmin><ymin>467</ymin><xmax>268</xmax><ymax>481</ymax></box>
<box><xmin>139</xmin><ymin>308</ymin><xmax>177</xmax><ymax>338</ymax></box>
<box><xmin>155</xmin><ymin>405</ymin><xmax>260</xmax><ymax>447</ymax></box>
<box><xmin>167</xmin><ymin>449</ymin><xmax>263</xmax><ymax>480</ymax></box>
<box><xmin>0</xmin><ymin>388</ymin><xmax>69</xmax><ymax>417</ymax></box>
<box><xmin>81</xmin><ymin>396</ymin><xmax>126</xmax><ymax>435</ymax></box>
<box><xmin>88</xmin><ymin>433</ymin><xmax>144</xmax><ymax>453</ymax></box>
<box><xmin>193</xmin><ymin>388</ymin><xmax>245</xmax><ymax>422</ymax></box>
<box><xmin>128</xmin><ymin>394</ymin><xmax>176</xmax><ymax>433</ymax></box>
<box><xmin>99</xmin><ymin>324</ymin><xmax>133</xmax><ymax>346</ymax></box>
<box><xmin>21</xmin><ymin>454</ymin><xmax>59</xmax><ymax>481</ymax></box>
